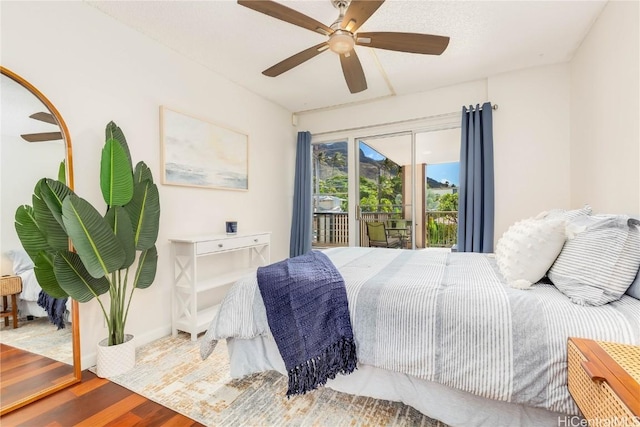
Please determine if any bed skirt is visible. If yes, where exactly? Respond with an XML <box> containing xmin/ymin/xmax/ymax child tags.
<box><xmin>227</xmin><ymin>336</ymin><xmax>569</xmax><ymax>427</ymax></box>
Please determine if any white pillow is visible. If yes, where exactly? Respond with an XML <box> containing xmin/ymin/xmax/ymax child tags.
<box><xmin>495</xmin><ymin>217</ymin><xmax>567</xmax><ymax>289</ymax></box>
<box><xmin>548</xmin><ymin>215</ymin><xmax>640</xmax><ymax>306</ymax></box>
<box><xmin>6</xmin><ymin>249</ymin><xmax>34</xmax><ymax>274</ymax></box>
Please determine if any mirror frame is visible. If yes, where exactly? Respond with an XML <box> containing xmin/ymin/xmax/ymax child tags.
<box><xmin>0</xmin><ymin>66</ymin><xmax>81</xmax><ymax>415</ymax></box>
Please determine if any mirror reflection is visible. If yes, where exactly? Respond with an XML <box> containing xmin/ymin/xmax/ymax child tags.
<box><xmin>0</xmin><ymin>68</ymin><xmax>80</xmax><ymax>414</ymax></box>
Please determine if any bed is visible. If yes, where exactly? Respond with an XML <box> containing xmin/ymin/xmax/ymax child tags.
<box><xmin>200</xmin><ymin>244</ymin><xmax>640</xmax><ymax>426</ymax></box>
<box><xmin>5</xmin><ymin>249</ymin><xmax>70</xmax><ymax>326</ymax></box>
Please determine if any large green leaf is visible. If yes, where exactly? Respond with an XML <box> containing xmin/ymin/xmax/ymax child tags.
<box><xmin>34</xmin><ymin>251</ymin><xmax>68</xmax><ymax>299</ymax></box>
<box><xmin>62</xmin><ymin>195</ymin><xmax>125</xmax><ymax>278</ymax></box>
<box><xmin>58</xmin><ymin>160</ymin><xmax>66</xmax><ymax>184</ymax></box>
<box><xmin>104</xmin><ymin>206</ymin><xmax>135</xmax><ymax>269</ymax></box>
<box><xmin>54</xmin><ymin>250</ymin><xmax>110</xmax><ymax>302</ymax></box>
<box><xmin>134</xmin><ymin>245</ymin><xmax>157</xmax><ymax>289</ymax></box>
<box><xmin>134</xmin><ymin>161</ymin><xmax>153</xmax><ymax>184</ymax></box>
<box><xmin>125</xmin><ymin>181</ymin><xmax>160</xmax><ymax>250</ymax></box>
<box><xmin>14</xmin><ymin>205</ymin><xmax>49</xmax><ymax>263</ymax></box>
<box><xmin>33</xmin><ymin>181</ymin><xmax>69</xmax><ymax>251</ymax></box>
<box><xmin>39</xmin><ymin>178</ymin><xmax>74</xmax><ymax>231</ymax></box>
<box><xmin>100</xmin><ymin>138</ymin><xmax>134</xmax><ymax>207</ymax></box>
<box><xmin>105</xmin><ymin>121</ymin><xmax>132</xmax><ymax>167</ymax></box>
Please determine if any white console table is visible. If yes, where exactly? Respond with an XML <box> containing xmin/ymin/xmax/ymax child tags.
<box><xmin>169</xmin><ymin>232</ymin><xmax>271</xmax><ymax>341</ymax></box>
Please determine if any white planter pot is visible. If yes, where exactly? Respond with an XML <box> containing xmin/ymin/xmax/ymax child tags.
<box><xmin>96</xmin><ymin>334</ymin><xmax>135</xmax><ymax>378</ymax></box>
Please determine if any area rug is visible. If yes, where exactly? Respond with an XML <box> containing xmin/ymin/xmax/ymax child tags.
<box><xmin>105</xmin><ymin>333</ymin><xmax>448</xmax><ymax>427</ymax></box>
<box><xmin>0</xmin><ymin>317</ymin><xmax>73</xmax><ymax>364</ymax></box>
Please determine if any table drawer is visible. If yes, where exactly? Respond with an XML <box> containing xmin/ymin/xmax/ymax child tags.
<box><xmin>196</xmin><ymin>234</ymin><xmax>269</xmax><ymax>255</ymax></box>
<box><xmin>568</xmin><ymin>339</ymin><xmax>640</xmax><ymax>426</ymax></box>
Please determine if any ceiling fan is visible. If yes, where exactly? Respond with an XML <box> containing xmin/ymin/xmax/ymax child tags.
<box><xmin>20</xmin><ymin>111</ymin><xmax>62</xmax><ymax>142</ymax></box>
<box><xmin>238</xmin><ymin>0</ymin><xmax>450</xmax><ymax>94</ymax></box>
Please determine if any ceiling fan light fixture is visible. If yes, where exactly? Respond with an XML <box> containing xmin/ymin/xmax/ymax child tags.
<box><xmin>328</xmin><ymin>30</ymin><xmax>355</xmax><ymax>54</ymax></box>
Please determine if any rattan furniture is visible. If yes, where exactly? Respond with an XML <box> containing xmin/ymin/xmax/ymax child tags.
<box><xmin>366</xmin><ymin>221</ymin><xmax>401</xmax><ymax>248</ymax></box>
<box><xmin>0</xmin><ymin>275</ymin><xmax>22</xmax><ymax>328</ymax></box>
<box><xmin>568</xmin><ymin>337</ymin><xmax>640</xmax><ymax>426</ymax></box>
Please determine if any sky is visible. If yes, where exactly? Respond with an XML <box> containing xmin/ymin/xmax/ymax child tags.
<box><xmin>360</xmin><ymin>143</ymin><xmax>385</xmax><ymax>161</ymax></box>
<box><xmin>426</xmin><ymin>162</ymin><xmax>460</xmax><ymax>186</ymax></box>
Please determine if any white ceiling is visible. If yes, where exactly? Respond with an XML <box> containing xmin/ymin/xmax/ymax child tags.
<box><xmin>87</xmin><ymin>0</ymin><xmax>607</xmax><ymax>113</ymax></box>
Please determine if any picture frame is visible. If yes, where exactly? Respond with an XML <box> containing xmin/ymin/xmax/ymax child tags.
<box><xmin>160</xmin><ymin>106</ymin><xmax>249</xmax><ymax>190</ymax></box>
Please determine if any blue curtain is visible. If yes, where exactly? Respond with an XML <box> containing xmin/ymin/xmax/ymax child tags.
<box><xmin>289</xmin><ymin>131</ymin><xmax>312</xmax><ymax>257</ymax></box>
<box><xmin>458</xmin><ymin>102</ymin><xmax>495</xmax><ymax>253</ymax></box>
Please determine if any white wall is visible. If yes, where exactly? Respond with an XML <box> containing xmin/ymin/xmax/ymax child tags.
<box><xmin>1</xmin><ymin>1</ymin><xmax>295</xmax><ymax>368</ymax></box>
<box><xmin>298</xmin><ymin>64</ymin><xmax>572</xmax><ymax>242</ymax></box>
<box><xmin>489</xmin><ymin>63</ymin><xmax>572</xmax><ymax>239</ymax></box>
<box><xmin>570</xmin><ymin>0</ymin><xmax>640</xmax><ymax>216</ymax></box>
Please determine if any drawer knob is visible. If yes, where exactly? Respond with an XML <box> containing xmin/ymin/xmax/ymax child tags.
<box><xmin>254</xmin><ymin>239</ymin><xmax>258</xmax><ymax>242</ymax></box>
<box><xmin>581</xmin><ymin>360</ymin><xmax>606</xmax><ymax>382</ymax></box>
<box><xmin>218</xmin><ymin>244</ymin><xmax>223</xmax><ymax>248</ymax></box>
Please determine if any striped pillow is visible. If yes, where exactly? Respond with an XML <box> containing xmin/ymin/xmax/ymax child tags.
<box><xmin>548</xmin><ymin>215</ymin><xmax>640</xmax><ymax>306</ymax></box>
<box><xmin>627</xmin><ymin>270</ymin><xmax>640</xmax><ymax>299</ymax></box>
<box><xmin>540</xmin><ymin>205</ymin><xmax>592</xmax><ymax>221</ymax></box>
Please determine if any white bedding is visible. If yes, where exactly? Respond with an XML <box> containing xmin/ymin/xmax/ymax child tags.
<box><xmin>17</xmin><ymin>268</ymin><xmax>47</xmax><ymax>317</ymax></box>
<box><xmin>202</xmin><ymin>247</ymin><xmax>640</xmax><ymax>422</ymax></box>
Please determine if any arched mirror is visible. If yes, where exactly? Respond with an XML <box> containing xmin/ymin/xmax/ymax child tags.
<box><xmin>0</xmin><ymin>66</ymin><xmax>81</xmax><ymax>415</ymax></box>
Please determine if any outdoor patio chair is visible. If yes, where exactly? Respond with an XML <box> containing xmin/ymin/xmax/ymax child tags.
<box><xmin>386</xmin><ymin>219</ymin><xmax>411</xmax><ymax>248</ymax></box>
<box><xmin>366</xmin><ymin>221</ymin><xmax>401</xmax><ymax>248</ymax></box>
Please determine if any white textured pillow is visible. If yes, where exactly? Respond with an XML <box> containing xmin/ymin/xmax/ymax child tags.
<box><xmin>548</xmin><ymin>215</ymin><xmax>640</xmax><ymax>306</ymax></box>
<box><xmin>495</xmin><ymin>218</ymin><xmax>567</xmax><ymax>289</ymax></box>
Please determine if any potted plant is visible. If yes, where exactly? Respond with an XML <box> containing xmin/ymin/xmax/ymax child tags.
<box><xmin>14</xmin><ymin>121</ymin><xmax>160</xmax><ymax>377</ymax></box>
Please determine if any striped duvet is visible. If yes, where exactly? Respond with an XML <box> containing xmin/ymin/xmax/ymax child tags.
<box><xmin>201</xmin><ymin>247</ymin><xmax>640</xmax><ymax>415</ymax></box>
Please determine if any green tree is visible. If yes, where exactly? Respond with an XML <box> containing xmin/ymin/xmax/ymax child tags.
<box><xmin>439</xmin><ymin>193</ymin><xmax>458</xmax><ymax>211</ymax></box>
<box><xmin>426</xmin><ymin>190</ymin><xmax>441</xmax><ymax>211</ymax></box>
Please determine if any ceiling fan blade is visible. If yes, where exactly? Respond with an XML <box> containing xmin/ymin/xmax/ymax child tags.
<box><xmin>263</xmin><ymin>42</ymin><xmax>329</xmax><ymax>77</ymax></box>
<box><xmin>29</xmin><ymin>111</ymin><xmax>57</xmax><ymax>125</ymax></box>
<box><xmin>341</xmin><ymin>0</ymin><xmax>384</xmax><ymax>32</ymax></box>
<box><xmin>20</xmin><ymin>132</ymin><xmax>63</xmax><ymax>142</ymax></box>
<box><xmin>339</xmin><ymin>50</ymin><xmax>367</xmax><ymax>94</ymax></box>
<box><xmin>356</xmin><ymin>32</ymin><xmax>450</xmax><ymax>55</ymax></box>
<box><xmin>238</xmin><ymin>1</ymin><xmax>333</xmax><ymax>36</ymax></box>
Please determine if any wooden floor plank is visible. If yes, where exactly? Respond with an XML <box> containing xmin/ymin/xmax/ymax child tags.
<box><xmin>1</xmin><ymin>344</ymin><xmax>76</xmax><ymax>411</ymax></box>
<box><xmin>74</xmin><ymin>393</ymin><xmax>147</xmax><ymax>427</ymax></box>
<box><xmin>0</xmin><ymin>369</ymin><xmax>204</xmax><ymax>427</ymax></box>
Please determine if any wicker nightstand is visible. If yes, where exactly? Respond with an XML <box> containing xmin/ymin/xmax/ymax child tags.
<box><xmin>568</xmin><ymin>337</ymin><xmax>640</xmax><ymax>426</ymax></box>
<box><xmin>0</xmin><ymin>275</ymin><xmax>22</xmax><ymax>328</ymax></box>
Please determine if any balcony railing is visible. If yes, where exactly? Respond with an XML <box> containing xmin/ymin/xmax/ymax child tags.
<box><xmin>313</xmin><ymin>210</ymin><xmax>458</xmax><ymax>248</ymax></box>
<box><xmin>425</xmin><ymin>211</ymin><xmax>458</xmax><ymax>248</ymax></box>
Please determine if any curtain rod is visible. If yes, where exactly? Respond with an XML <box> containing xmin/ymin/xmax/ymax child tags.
<box><xmin>310</xmin><ymin>104</ymin><xmax>498</xmax><ymax>137</ymax></box>
<box><xmin>468</xmin><ymin>104</ymin><xmax>499</xmax><ymax>111</ymax></box>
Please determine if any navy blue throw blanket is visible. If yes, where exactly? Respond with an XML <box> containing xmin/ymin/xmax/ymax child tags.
<box><xmin>37</xmin><ymin>290</ymin><xmax>67</xmax><ymax>330</ymax></box>
<box><xmin>257</xmin><ymin>250</ymin><xmax>357</xmax><ymax>396</ymax></box>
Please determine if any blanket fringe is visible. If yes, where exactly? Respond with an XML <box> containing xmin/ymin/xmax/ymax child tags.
<box><xmin>286</xmin><ymin>337</ymin><xmax>357</xmax><ymax>397</ymax></box>
<box><xmin>37</xmin><ymin>291</ymin><xmax>67</xmax><ymax>330</ymax></box>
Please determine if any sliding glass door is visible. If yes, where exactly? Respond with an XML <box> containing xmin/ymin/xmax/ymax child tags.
<box><xmin>309</xmin><ymin>115</ymin><xmax>461</xmax><ymax>250</ymax></box>
<box><xmin>312</xmin><ymin>140</ymin><xmax>349</xmax><ymax>248</ymax></box>
<box><xmin>356</xmin><ymin>132</ymin><xmax>416</xmax><ymax>249</ymax></box>
<box><xmin>417</xmin><ymin>129</ymin><xmax>461</xmax><ymax>249</ymax></box>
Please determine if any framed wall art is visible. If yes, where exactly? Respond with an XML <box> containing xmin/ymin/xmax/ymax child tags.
<box><xmin>160</xmin><ymin>106</ymin><xmax>248</xmax><ymax>190</ymax></box>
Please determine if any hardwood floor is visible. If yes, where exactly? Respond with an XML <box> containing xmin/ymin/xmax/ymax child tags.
<box><xmin>1</xmin><ymin>343</ymin><xmax>76</xmax><ymax>413</ymax></box>
<box><xmin>0</xmin><ymin>345</ymin><xmax>204</xmax><ymax>427</ymax></box>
